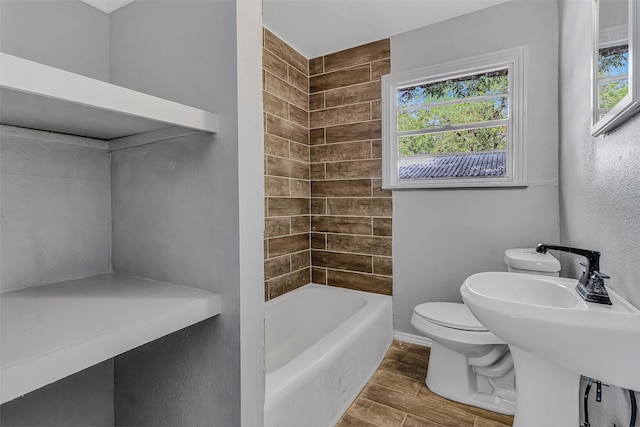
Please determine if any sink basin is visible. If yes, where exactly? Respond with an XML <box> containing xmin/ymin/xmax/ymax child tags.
<box><xmin>465</xmin><ymin>273</ymin><xmax>582</xmax><ymax>308</ymax></box>
<box><xmin>461</xmin><ymin>272</ymin><xmax>640</xmax><ymax>427</ymax></box>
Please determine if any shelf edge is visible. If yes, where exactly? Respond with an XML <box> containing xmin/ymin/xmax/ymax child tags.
<box><xmin>0</xmin><ymin>279</ymin><xmax>221</xmax><ymax>404</ymax></box>
<box><xmin>0</xmin><ymin>53</ymin><xmax>219</xmax><ymax>135</ymax></box>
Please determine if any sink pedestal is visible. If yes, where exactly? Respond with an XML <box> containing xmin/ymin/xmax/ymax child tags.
<box><xmin>461</xmin><ymin>272</ymin><xmax>640</xmax><ymax>426</ymax></box>
<box><xmin>510</xmin><ymin>346</ymin><xmax>580</xmax><ymax>427</ymax></box>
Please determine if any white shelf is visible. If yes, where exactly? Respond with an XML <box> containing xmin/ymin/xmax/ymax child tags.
<box><xmin>0</xmin><ymin>53</ymin><xmax>218</xmax><ymax>142</ymax></box>
<box><xmin>0</xmin><ymin>273</ymin><xmax>221</xmax><ymax>404</ymax></box>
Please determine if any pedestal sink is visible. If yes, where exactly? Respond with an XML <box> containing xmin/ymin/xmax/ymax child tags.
<box><xmin>460</xmin><ymin>272</ymin><xmax>640</xmax><ymax>427</ymax></box>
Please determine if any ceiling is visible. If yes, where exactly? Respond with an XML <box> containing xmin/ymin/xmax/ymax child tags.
<box><xmin>262</xmin><ymin>0</ymin><xmax>512</xmax><ymax>58</ymax></box>
<box><xmin>80</xmin><ymin>0</ymin><xmax>134</xmax><ymax>14</ymax></box>
<box><xmin>81</xmin><ymin>0</ymin><xmax>511</xmax><ymax>59</ymax></box>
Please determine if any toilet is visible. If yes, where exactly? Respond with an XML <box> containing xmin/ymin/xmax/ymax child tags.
<box><xmin>411</xmin><ymin>248</ymin><xmax>560</xmax><ymax>415</ymax></box>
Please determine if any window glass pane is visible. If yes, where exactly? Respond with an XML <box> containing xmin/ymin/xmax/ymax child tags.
<box><xmin>397</xmin><ymin>69</ymin><xmax>508</xmax><ymax>108</ymax></box>
<box><xmin>598</xmin><ymin>45</ymin><xmax>628</xmax><ymax>78</ymax></box>
<box><xmin>398</xmin><ymin>125</ymin><xmax>507</xmax><ymax>157</ymax></box>
<box><xmin>598</xmin><ymin>79</ymin><xmax>628</xmax><ymax>109</ymax></box>
<box><xmin>398</xmin><ymin>151</ymin><xmax>506</xmax><ymax>180</ymax></box>
<box><xmin>397</xmin><ymin>96</ymin><xmax>508</xmax><ymax>131</ymax></box>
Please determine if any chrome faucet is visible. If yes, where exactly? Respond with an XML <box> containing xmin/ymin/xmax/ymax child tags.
<box><xmin>535</xmin><ymin>243</ymin><xmax>612</xmax><ymax>305</ymax></box>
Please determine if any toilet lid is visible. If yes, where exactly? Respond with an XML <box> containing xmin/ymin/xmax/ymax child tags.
<box><xmin>414</xmin><ymin>302</ymin><xmax>488</xmax><ymax>332</ymax></box>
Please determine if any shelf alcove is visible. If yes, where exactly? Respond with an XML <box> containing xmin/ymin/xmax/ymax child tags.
<box><xmin>0</xmin><ymin>49</ymin><xmax>225</xmax><ymax>404</ymax></box>
<box><xmin>0</xmin><ymin>0</ymin><xmax>264</xmax><ymax>425</ymax></box>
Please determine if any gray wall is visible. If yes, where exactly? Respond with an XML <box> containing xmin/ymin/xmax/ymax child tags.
<box><xmin>391</xmin><ymin>0</ymin><xmax>560</xmax><ymax>335</ymax></box>
<box><xmin>110</xmin><ymin>137</ymin><xmax>242</xmax><ymax>426</ymax></box>
<box><xmin>0</xmin><ymin>132</ymin><xmax>112</xmax><ymax>292</ymax></box>
<box><xmin>559</xmin><ymin>0</ymin><xmax>640</xmax><ymax>424</ymax></box>
<box><xmin>0</xmin><ymin>0</ymin><xmax>113</xmax><ymax>290</ymax></box>
<box><xmin>109</xmin><ymin>0</ymin><xmax>227</xmax><ymax>112</ymax></box>
<box><xmin>109</xmin><ymin>1</ymin><xmax>255</xmax><ymax>425</ymax></box>
<box><xmin>235</xmin><ymin>2</ymin><xmax>267</xmax><ymax>425</ymax></box>
<box><xmin>0</xmin><ymin>360</ymin><xmax>114</xmax><ymax>427</ymax></box>
<box><xmin>0</xmin><ymin>1</ymin><xmax>114</xmax><ymax>424</ymax></box>
<box><xmin>0</xmin><ymin>0</ymin><xmax>110</xmax><ymax>81</ymax></box>
<box><xmin>558</xmin><ymin>0</ymin><xmax>640</xmax><ymax>313</ymax></box>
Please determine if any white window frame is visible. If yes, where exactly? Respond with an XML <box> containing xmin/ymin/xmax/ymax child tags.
<box><xmin>382</xmin><ymin>46</ymin><xmax>527</xmax><ymax>189</ymax></box>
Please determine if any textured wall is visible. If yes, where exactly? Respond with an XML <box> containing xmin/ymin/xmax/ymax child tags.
<box><xmin>309</xmin><ymin>40</ymin><xmax>393</xmax><ymax>295</ymax></box>
<box><xmin>263</xmin><ymin>29</ymin><xmax>311</xmax><ymax>300</ymax></box>
<box><xmin>391</xmin><ymin>0</ymin><xmax>560</xmax><ymax>335</ymax></box>
<box><xmin>558</xmin><ymin>0</ymin><xmax>640</xmax><ymax>313</ymax></box>
<box><xmin>558</xmin><ymin>0</ymin><xmax>640</xmax><ymax>424</ymax></box>
<box><xmin>0</xmin><ymin>360</ymin><xmax>114</xmax><ymax>426</ymax></box>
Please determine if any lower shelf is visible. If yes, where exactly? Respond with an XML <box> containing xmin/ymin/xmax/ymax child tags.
<box><xmin>0</xmin><ymin>273</ymin><xmax>221</xmax><ymax>404</ymax></box>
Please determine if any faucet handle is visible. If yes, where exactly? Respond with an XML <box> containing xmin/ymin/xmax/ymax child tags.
<box><xmin>579</xmin><ymin>262</ymin><xmax>610</xmax><ymax>279</ymax></box>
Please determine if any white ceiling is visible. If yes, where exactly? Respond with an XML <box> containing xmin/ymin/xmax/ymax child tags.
<box><xmin>81</xmin><ymin>0</ymin><xmax>511</xmax><ymax>59</ymax></box>
<box><xmin>80</xmin><ymin>0</ymin><xmax>134</xmax><ymax>14</ymax></box>
<box><xmin>263</xmin><ymin>0</ymin><xmax>512</xmax><ymax>59</ymax></box>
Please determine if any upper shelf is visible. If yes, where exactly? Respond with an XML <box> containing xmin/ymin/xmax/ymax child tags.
<box><xmin>0</xmin><ymin>53</ymin><xmax>218</xmax><ymax>142</ymax></box>
<box><xmin>0</xmin><ymin>273</ymin><xmax>221</xmax><ymax>404</ymax></box>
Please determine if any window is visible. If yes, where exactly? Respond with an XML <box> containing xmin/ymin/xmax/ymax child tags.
<box><xmin>596</xmin><ymin>25</ymin><xmax>629</xmax><ymax>120</ymax></box>
<box><xmin>382</xmin><ymin>47</ymin><xmax>526</xmax><ymax>189</ymax></box>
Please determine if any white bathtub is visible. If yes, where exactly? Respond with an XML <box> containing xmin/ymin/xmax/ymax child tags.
<box><xmin>264</xmin><ymin>283</ymin><xmax>393</xmax><ymax>427</ymax></box>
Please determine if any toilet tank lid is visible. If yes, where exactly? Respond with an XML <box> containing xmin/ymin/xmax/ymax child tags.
<box><xmin>504</xmin><ymin>248</ymin><xmax>561</xmax><ymax>272</ymax></box>
<box><xmin>414</xmin><ymin>302</ymin><xmax>488</xmax><ymax>331</ymax></box>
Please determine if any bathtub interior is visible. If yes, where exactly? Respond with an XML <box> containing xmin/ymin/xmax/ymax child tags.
<box><xmin>265</xmin><ymin>284</ymin><xmax>367</xmax><ymax>373</ymax></box>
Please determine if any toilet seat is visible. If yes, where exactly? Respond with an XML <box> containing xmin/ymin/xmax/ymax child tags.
<box><xmin>414</xmin><ymin>302</ymin><xmax>487</xmax><ymax>331</ymax></box>
<box><xmin>411</xmin><ymin>303</ymin><xmax>504</xmax><ymax>346</ymax></box>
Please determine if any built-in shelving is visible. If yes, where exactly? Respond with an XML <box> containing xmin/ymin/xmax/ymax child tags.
<box><xmin>0</xmin><ymin>53</ymin><xmax>222</xmax><ymax>404</ymax></box>
<box><xmin>0</xmin><ymin>274</ymin><xmax>221</xmax><ymax>404</ymax></box>
<box><xmin>0</xmin><ymin>53</ymin><xmax>218</xmax><ymax>149</ymax></box>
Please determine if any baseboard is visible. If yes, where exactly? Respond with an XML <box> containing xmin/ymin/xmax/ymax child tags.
<box><xmin>393</xmin><ymin>331</ymin><xmax>432</xmax><ymax>347</ymax></box>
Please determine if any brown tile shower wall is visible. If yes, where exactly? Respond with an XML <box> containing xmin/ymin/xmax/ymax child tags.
<box><xmin>308</xmin><ymin>40</ymin><xmax>393</xmax><ymax>296</ymax></box>
<box><xmin>263</xmin><ymin>29</ymin><xmax>311</xmax><ymax>300</ymax></box>
<box><xmin>262</xmin><ymin>33</ymin><xmax>393</xmax><ymax>300</ymax></box>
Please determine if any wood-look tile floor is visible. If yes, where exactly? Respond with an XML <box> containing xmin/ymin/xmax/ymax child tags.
<box><xmin>337</xmin><ymin>340</ymin><xmax>514</xmax><ymax>427</ymax></box>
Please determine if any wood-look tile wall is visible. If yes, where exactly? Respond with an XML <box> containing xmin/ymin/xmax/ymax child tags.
<box><xmin>263</xmin><ymin>29</ymin><xmax>310</xmax><ymax>300</ymax></box>
<box><xmin>309</xmin><ymin>40</ymin><xmax>393</xmax><ymax>296</ymax></box>
<box><xmin>263</xmin><ymin>33</ymin><xmax>393</xmax><ymax>300</ymax></box>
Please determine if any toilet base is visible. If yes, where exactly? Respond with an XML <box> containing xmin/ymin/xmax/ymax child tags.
<box><xmin>426</xmin><ymin>341</ymin><xmax>516</xmax><ymax>415</ymax></box>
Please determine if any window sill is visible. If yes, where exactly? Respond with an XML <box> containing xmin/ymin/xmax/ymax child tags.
<box><xmin>382</xmin><ymin>180</ymin><xmax>528</xmax><ymax>190</ymax></box>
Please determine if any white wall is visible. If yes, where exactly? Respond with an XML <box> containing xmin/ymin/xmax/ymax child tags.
<box><xmin>559</xmin><ymin>1</ymin><xmax>640</xmax><ymax>424</ymax></box>
<box><xmin>391</xmin><ymin>0</ymin><xmax>560</xmax><ymax>335</ymax></box>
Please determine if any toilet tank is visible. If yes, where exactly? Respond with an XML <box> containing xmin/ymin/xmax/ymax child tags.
<box><xmin>504</xmin><ymin>248</ymin><xmax>560</xmax><ymax>277</ymax></box>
